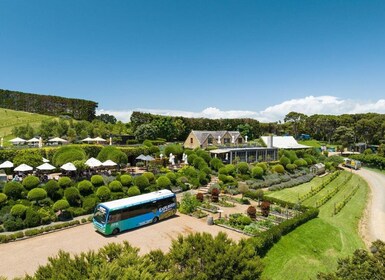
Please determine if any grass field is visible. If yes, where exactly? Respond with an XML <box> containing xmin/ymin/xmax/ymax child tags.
<box><xmin>298</xmin><ymin>139</ymin><xmax>338</xmax><ymax>149</ymax></box>
<box><xmin>262</xmin><ymin>171</ymin><xmax>368</xmax><ymax>279</ymax></box>
<box><xmin>0</xmin><ymin>108</ymin><xmax>54</xmax><ymax>145</ymax></box>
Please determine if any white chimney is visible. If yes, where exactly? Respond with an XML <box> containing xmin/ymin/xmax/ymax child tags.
<box><xmin>268</xmin><ymin>135</ymin><xmax>273</xmax><ymax>148</ymax></box>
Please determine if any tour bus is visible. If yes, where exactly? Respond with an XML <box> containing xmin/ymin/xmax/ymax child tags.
<box><xmin>93</xmin><ymin>189</ymin><xmax>177</xmax><ymax>235</ymax></box>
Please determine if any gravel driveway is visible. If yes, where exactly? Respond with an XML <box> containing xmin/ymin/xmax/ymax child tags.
<box><xmin>0</xmin><ymin>213</ymin><xmax>245</xmax><ymax>279</ymax></box>
<box><xmin>348</xmin><ymin>167</ymin><xmax>385</xmax><ymax>243</ymax></box>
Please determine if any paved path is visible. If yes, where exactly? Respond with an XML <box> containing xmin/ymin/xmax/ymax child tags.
<box><xmin>0</xmin><ymin>213</ymin><xmax>245</xmax><ymax>279</ymax></box>
<box><xmin>349</xmin><ymin>167</ymin><xmax>385</xmax><ymax>243</ymax></box>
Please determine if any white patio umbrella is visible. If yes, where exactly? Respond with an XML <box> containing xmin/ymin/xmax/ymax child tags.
<box><xmin>85</xmin><ymin>157</ymin><xmax>102</xmax><ymax>168</ymax></box>
<box><xmin>42</xmin><ymin>157</ymin><xmax>50</xmax><ymax>163</ymax></box>
<box><xmin>136</xmin><ymin>154</ymin><xmax>147</xmax><ymax>160</ymax></box>
<box><xmin>27</xmin><ymin>137</ymin><xmax>40</xmax><ymax>143</ymax></box>
<box><xmin>60</xmin><ymin>162</ymin><xmax>77</xmax><ymax>171</ymax></box>
<box><xmin>14</xmin><ymin>164</ymin><xmax>33</xmax><ymax>172</ymax></box>
<box><xmin>9</xmin><ymin>137</ymin><xmax>26</xmax><ymax>145</ymax></box>
<box><xmin>36</xmin><ymin>163</ymin><xmax>56</xmax><ymax>171</ymax></box>
<box><xmin>0</xmin><ymin>160</ymin><xmax>14</xmax><ymax>169</ymax></box>
<box><xmin>93</xmin><ymin>137</ymin><xmax>106</xmax><ymax>142</ymax></box>
<box><xmin>81</xmin><ymin>137</ymin><xmax>93</xmax><ymax>143</ymax></box>
<box><xmin>48</xmin><ymin>137</ymin><xmax>68</xmax><ymax>143</ymax></box>
<box><xmin>144</xmin><ymin>155</ymin><xmax>155</xmax><ymax>161</ymax></box>
<box><xmin>102</xmin><ymin>159</ymin><xmax>117</xmax><ymax>167</ymax></box>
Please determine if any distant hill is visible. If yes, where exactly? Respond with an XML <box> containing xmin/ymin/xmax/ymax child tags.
<box><xmin>0</xmin><ymin>89</ymin><xmax>98</xmax><ymax>121</ymax></box>
<box><xmin>0</xmin><ymin>108</ymin><xmax>55</xmax><ymax>144</ymax></box>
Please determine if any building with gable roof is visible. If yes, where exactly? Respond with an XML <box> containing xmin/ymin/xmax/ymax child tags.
<box><xmin>183</xmin><ymin>130</ymin><xmax>244</xmax><ymax>149</ymax></box>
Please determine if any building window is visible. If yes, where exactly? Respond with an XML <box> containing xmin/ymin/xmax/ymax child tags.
<box><xmin>190</xmin><ymin>138</ymin><xmax>193</xmax><ymax>144</ymax></box>
<box><xmin>208</xmin><ymin>137</ymin><xmax>213</xmax><ymax>144</ymax></box>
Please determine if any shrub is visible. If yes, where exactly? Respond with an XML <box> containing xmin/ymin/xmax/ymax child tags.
<box><xmin>22</xmin><ymin>175</ymin><xmax>40</xmax><ymax>190</ymax></box>
<box><xmin>109</xmin><ymin>180</ymin><xmax>123</xmax><ymax>192</ymax></box>
<box><xmin>211</xmin><ymin>188</ymin><xmax>220</xmax><ymax>202</ymax></box>
<box><xmin>294</xmin><ymin>158</ymin><xmax>307</xmax><ymax>167</ymax></box>
<box><xmin>90</xmin><ymin>175</ymin><xmax>104</xmax><ymax>187</ymax></box>
<box><xmin>156</xmin><ymin>176</ymin><xmax>171</xmax><ymax>189</ymax></box>
<box><xmin>38</xmin><ymin>208</ymin><xmax>53</xmax><ymax>224</ymax></box>
<box><xmin>256</xmin><ymin>162</ymin><xmax>268</xmax><ymax>172</ymax></box>
<box><xmin>279</xmin><ymin>156</ymin><xmax>291</xmax><ymax>166</ymax></box>
<box><xmin>225</xmin><ymin>164</ymin><xmax>236</xmax><ymax>176</ymax></box>
<box><xmin>52</xmin><ymin>145</ymin><xmax>87</xmax><ymax>166</ymax></box>
<box><xmin>97</xmin><ymin>146</ymin><xmax>128</xmax><ymax>164</ymax></box>
<box><xmin>179</xmin><ymin>192</ymin><xmax>200</xmax><ymax>214</ymax></box>
<box><xmin>96</xmin><ymin>186</ymin><xmax>111</xmax><ymax>202</ymax></box>
<box><xmin>134</xmin><ymin>175</ymin><xmax>150</xmax><ymax>192</ymax></box>
<box><xmin>77</xmin><ymin>180</ymin><xmax>94</xmax><ymax>196</ymax></box>
<box><xmin>120</xmin><ymin>174</ymin><xmax>133</xmax><ymax>187</ymax></box>
<box><xmin>251</xmin><ymin>166</ymin><xmax>264</xmax><ymax>179</ymax></box>
<box><xmin>82</xmin><ymin>197</ymin><xmax>98</xmax><ymax>213</ymax></box>
<box><xmin>3</xmin><ymin>218</ymin><xmax>24</xmax><ymax>231</ymax></box>
<box><xmin>127</xmin><ymin>186</ymin><xmax>141</xmax><ymax>197</ymax></box>
<box><xmin>52</xmin><ymin>199</ymin><xmax>70</xmax><ymax>212</ymax></box>
<box><xmin>236</xmin><ymin>162</ymin><xmax>249</xmax><ymax>175</ymax></box>
<box><xmin>286</xmin><ymin>163</ymin><xmax>297</xmax><ymax>171</ymax></box>
<box><xmin>237</xmin><ymin>215</ymin><xmax>252</xmax><ymax>225</ymax></box>
<box><xmin>143</xmin><ymin>172</ymin><xmax>155</xmax><ymax>183</ymax></box>
<box><xmin>24</xmin><ymin>208</ymin><xmax>41</xmax><ymax>228</ymax></box>
<box><xmin>247</xmin><ymin>206</ymin><xmax>257</xmax><ymax>219</ymax></box>
<box><xmin>210</xmin><ymin>157</ymin><xmax>224</xmax><ymax>171</ymax></box>
<box><xmin>0</xmin><ymin>193</ymin><xmax>7</xmax><ymax>205</ymax></box>
<box><xmin>64</xmin><ymin>187</ymin><xmax>81</xmax><ymax>206</ymax></box>
<box><xmin>261</xmin><ymin>201</ymin><xmax>271</xmax><ymax>217</ymax></box>
<box><xmin>273</xmin><ymin>164</ymin><xmax>285</xmax><ymax>174</ymax></box>
<box><xmin>3</xmin><ymin>181</ymin><xmax>24</xmax><ymax>200</ymax></box>
<box><xmin>165</xmin><ymin>172</ymin><xmax>177</xmax><ymax>184</ymax></box>
<box><xmin>196</xmin><ymin>192</ymin><xmax>204</xmax><ymax>202</ymax></box>
<box><xmin>58</xmin><ymin>177</ymin><xmax>73</xmax><ymax>189</ymax></box>
<box><xmin>44</xmin><ymin>180</ymin><xmax>61</xmax><ymax>200</ymax></box>
<box><xmin>10</xmin><ymin>204</ymin><xmax>28</xmax><ymax>218</ymax></box>
<box><xmin>164</xmin><ymin>143</ymin><xmax>183</xmax><ymax>157</ymax></box>
<box><xmin>27</xmin><ymin>188</ymin><xmax>47</xmax><ymax>202</ymax></box>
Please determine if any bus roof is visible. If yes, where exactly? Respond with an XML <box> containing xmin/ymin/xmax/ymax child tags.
<box><xmin>99</xmin><ymin>189</ymin><xmax>175</xmax><ymax>210</ymax></box>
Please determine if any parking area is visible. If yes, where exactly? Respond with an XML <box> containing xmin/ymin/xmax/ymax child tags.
<box><xmin>0</xmin><ymin>213</ymin><xmax>246</xmax><ymax>279</ymax></box>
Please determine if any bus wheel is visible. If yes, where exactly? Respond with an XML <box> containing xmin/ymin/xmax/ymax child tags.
<box><xmin>112</xmin><ymin>228</ymin><xmax>120</xmax><ymax>235</ymax></box>
<box><xmin>152</xmin><ymin>217</ymin><xmax>159</xmax><ymax>224</ymax></box>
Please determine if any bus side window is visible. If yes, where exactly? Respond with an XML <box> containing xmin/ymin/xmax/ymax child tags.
<box><xmin>108</xmin><ymin>210</ymin><xmax>121</xmax><ymax>223</ymax></box>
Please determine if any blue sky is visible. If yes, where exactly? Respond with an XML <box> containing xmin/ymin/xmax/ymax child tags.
<box><xmin>1</xmin><ymin>1</ymin><xmax>385</xmax><ymax>122</ymax></box>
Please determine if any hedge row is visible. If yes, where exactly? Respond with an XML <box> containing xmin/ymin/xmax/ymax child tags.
<box><xmin>247</xmin><ymin>203</ymin><xmax>319</xmax><ymax>256</ymax></box>
<box><xmin>298</xmin><ymin>171</ymin><xmax>340</xmax><ymax>202</ymax></box>
<box><xmin>0</xmin><ymin>219</ymin><xmax>87</xmax><ymax>244</ymax></box>
<box><xmin>350</xmin><ymin>154</ymin><xmax>385</xmax><ymax>169</ymax></box>
<box><xmin>267</xmin><ymin>173</ymin><xmax>315</xmax><ymax>191</ymax></box>
<box><xmin>315</xmin><ymin>173</ymin><xmax>353</xmax><ymax>208</ymax></box>
<box><xmin>333</xmin><ymin>185</ymin><xmax>359</xmax><ymax>215</ymax></box>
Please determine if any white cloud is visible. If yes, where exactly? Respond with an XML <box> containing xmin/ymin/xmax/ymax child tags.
<box><xmin>97</xmin><ymin>95</ymin><xmax>385</xmax><ymax>123</ymax></box>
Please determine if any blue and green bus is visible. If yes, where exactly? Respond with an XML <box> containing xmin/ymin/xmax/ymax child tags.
<box><xmin>93</xmin><ymin>189</ymin><xmax>177</xmax><ymax>235</ymax></box>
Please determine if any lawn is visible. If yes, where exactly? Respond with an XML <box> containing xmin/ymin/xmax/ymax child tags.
<box><xmin>0</xmin><ymin>108</ymin><xmax>54</xmax><ymax>145</ymax></box>
<box><xmin>262</xmin><ymin>171</ymin><xmax>368</xmax><ymax>279</ymax></box>
<box><xmin>298</xmin><ymin>139</ymin><xmax>338</xmax><ymax>149</ymax></box>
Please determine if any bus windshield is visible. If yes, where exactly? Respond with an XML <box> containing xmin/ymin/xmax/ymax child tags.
<box><xmin>94</xmin><ymin>205</ymin><xmax>107</xmax><ymax>224</ymax></box>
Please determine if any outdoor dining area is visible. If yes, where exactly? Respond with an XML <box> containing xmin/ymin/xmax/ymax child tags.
<box><xmin>2</xmin><ymin>136</ymin><xmax>111</xmax><ymax>148</ymax></box>
<box><xmin>0</xmin><ymin>157</ymin><xmax>120</xmax><ymax>183</ymax></box>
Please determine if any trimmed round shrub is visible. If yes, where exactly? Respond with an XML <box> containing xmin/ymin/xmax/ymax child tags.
<box><xmin>261</xmin><ymin>201</ymin><xmax>271</xmax><ymax>217</ymax></box>
<box><xmin>210</xmin><ymin>157</ymin><xmax>224</xmax><ymax>171</ymax></box>
<box><xmin>0</xmin><ymin>193</ymin><xmax>7</xmax><ymax>205</ymax></box>
<box><xmin>22</xmin><ymin>175</ymin><xmax>40</xmax><ymax>190</ymax></box>
<box><xmin>134</xmin><ymin>175</ymin><xmax>150</xmax><ymax>192</ymax></box>
<box><xmin>53</xmin><ymin>199</ymin><xmax>70</xmax><ymax>212</ymax></box>
<box><xmin>251</xmin><ymin>166</ymin><xmax>264</xmax><ymax>179</ymax></box>
<box><xmin>77</xmin><ymin>180</ymin><xmax>94</xmax><ymax>196</ymax></box>
<box><xmin>294</xmin><ymin>158</ymin><xmax>308</xmax><ymax>167</ymax></box>
<box><xmin>236</xmin><ymin>162</ymin><xmax>250</xmax><ymax>175</ymax></box>
<box><xmin>3</xmin><ymin>181</ymin><xmax>25</xmax><ymax>200</ymax></box>
<box><xmin>273</xmin><ymin>164</ymin><xmax>285</xmax><ymax>174</ymax></box>
<box><xmin>24</xmin><ymin>208</ymin><xmax>41</xmax><ymax>227</ymax></box>
<box><xmin>82</xmin><ymin>196</ymin><xmax>98</xmax><ymax>213</ymax></box>
<box><xmin>3</xmin><ymin>218</ymin><xmax>24</xmax><ymax>231</ymax></box>
<box><xmin>196</xmin><ymin>192</ymin><xmax>204</xmax><ymax>202</ymax></box>
<box><xmin>156</xmin><ymin>176</ymin><xmax>171</xmax><ymax>189</ymax></box>
<box><xmin>58</xmin><ymin>176</ymin><xmax>73</xmax><ymax>189</ymax></box>
<box><xmin>109</xmin><ymin>180</ymin><xmax>123</xmax><ymax>192</ymax></box>
<box><xmin>211</xmin><ymin>188</ymin><xmax>220</xmax><ymax>202</ymax></box>
<box><xmin>120</xmin><ymin>174</ymin><xmax>133</xmax><ymax>187</ymax></box>
<box><xmin>127</xmin><ymin>186</ymin><xmax>141</xmax><ymax>197</ymax></box>
<box><xmin>52</xmin><ymin>145</ymin><xmax>87</xmax><ymax>167</ymax></box>
<box><xmin>38</xmin><ymin>208</ymin><xmax>53</xmax><ymax>224</ymax></box>
<box><xmin>286</xmin><ymin>163</ymin><xmax>297</xmax><ymax>171</ymax></box>
<box><xmin>44</xmin><ymin>180</ymin><xmax>61</xmax><ymax>200</ymax></box>
<box><xmin>247</xmin><ymin>206</ymin><xmax>257</xmax><ymax>218</ymax></box>
<box><xmin>96</xmin><ymin>186</ymin><xmax>111</xmax><ymax>202</ymax></box>
<box><xmin>165</xmin><ymin>172</ymin><xmax>177</xmax><ymax>184</ymax></box>
<box><xmin>90</xmin><ymin>175</ymin><xmax>104</xmax><ymax>187</ymax></box>
<box><xmin>256</xmin><ymin>162</ymin><xmax>268</xmax><ymax>172</ymax></box>
<box><xmin>280</xmin><ymin>156</ymin><xmax>291</xmax><ymax>166</ymax></box>
<box><xmin>143</xmin><ymin>172</ymin><xmax>155</xmax><ymax>183</ymax></box>
<box><xmin>27</xmin><ymin>188</ymin><xmax>47</xmax><ymax>202</ymax></box>
<box><xmin>10</xmin><ymin>204</ymin><xmax>28</xmax><ymax>218</ymax></box>
<box><xmin>164</xmin><ymin>143</ymin><xmax>183</xmax><ymax>157</ymax></box>
<box><xmin>97</xmin><ymin>146</ymin><xmax>128</xmax><ymax>164</ymax></box>
<box><xmin>64</xmin><ymin>187</ymin><xmax>81</xmax><ymax>206</ymax></box>
<box><xmin>198</xmin><ymin>171</ymin><xmax>210</xmax><ymax>185</ymax></box>
<box><xmin>225</xmin><ymin>164</ymin><xmax>236</xmax><ymax>176</ymax></box>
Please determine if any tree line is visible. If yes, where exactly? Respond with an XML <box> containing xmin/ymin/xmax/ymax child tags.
<box><xmin>0</xmin><ymin>89</ymin><xmax>98</xmax><ymax>121</ymax></box>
